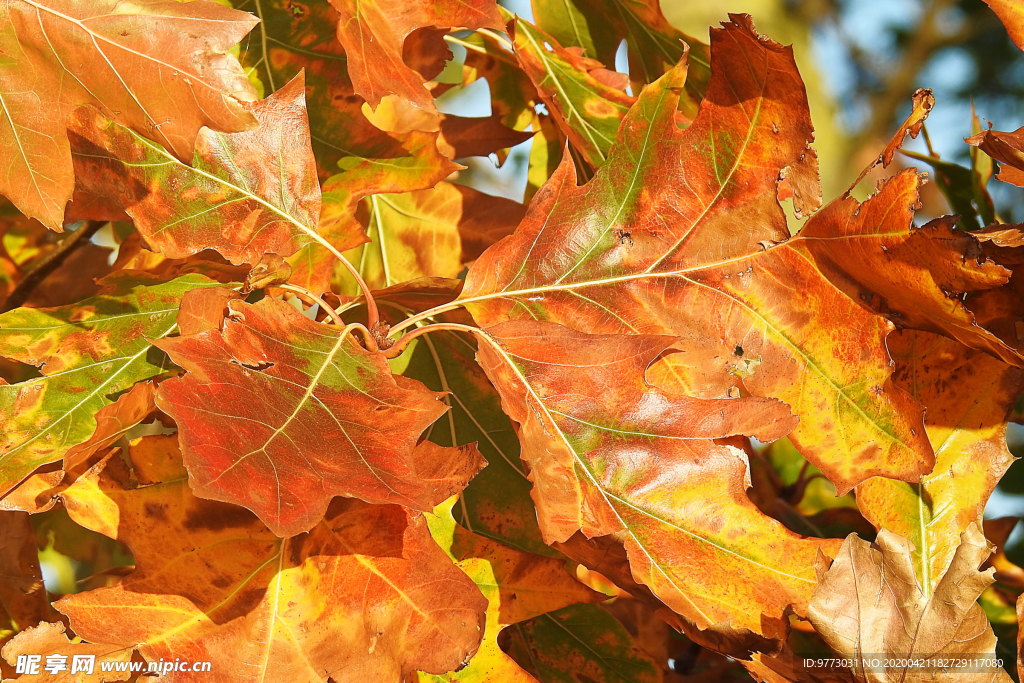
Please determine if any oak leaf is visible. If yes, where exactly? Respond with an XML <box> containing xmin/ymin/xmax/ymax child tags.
<box><xmin>531</xmin><ymin>0</ymin><xmax>709</xmax><ymax>117</ymax></box>
<box><xmin>856</xmin><ymin>329</ymin><xmax>1024</xmax><ymax>591</ymax></box>
<box><xmin>154</xmin><ymin>292</ymin><xmax>485</xmax><ymax>536</ymax></box>
<box><xmin>55</xmin><ymin>438</ymin><xmax>488</xmax><ymax>683</ymax></box>
<box><xmin>70</xmin><ymin>74</ymin><xmax>326</xmax><ymax>266</ymax></box>
<box><xmin>512</xmin><ymin>17</ymin><xmax>636</xmax><ymax>168</ymax></box>
<box><xmin>1</xmin><ymin>622</ymin><xmax>131</xmax><ymax>683</ymax></box>
<box><xmin>459</xmin><ymin>17</ymin><xmax>938</xmax><ymax>493</ymax></box>
<box><xmin>475</xmin><ymin>320</ymin><xmax>839</xmax><ymax>643</ymax></box>
<box><xmin>0</xmin><ymin>0</ymin><xmax>258</xmax><ymax>229</ymax></box>
<box><xmin>397</xmin><ymin>319</ymin><xmax>551</xmax><ymax>557</ymax></box>
<box><xmin>807</xmin><ymin>524</ymin><xmax>1011</xmax><ymax>683</ymax></box>
<box><xmin>0</xmin><ymin>273</ymin><xmax>228</xmax><ymax>499</ymax></box>
<box><xmin>327</xmin><ymin>0</ymin><xmax>504</xmax><ymax>113</ymax></box>
<box><xmin>419</xmin><ymin>500</ymin><xmax>603</xmax><ymax>682</ymax></box>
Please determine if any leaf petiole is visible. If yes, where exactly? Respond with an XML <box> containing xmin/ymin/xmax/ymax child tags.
<box><xmin>277</xmin><ymin>283</ymin><xmax>378</xmax><ymax>351</ymax></box>
<box><xmin>383</xmin><ymin>322</ymin><xmax>483</xmax><ymax>359</ymax></box>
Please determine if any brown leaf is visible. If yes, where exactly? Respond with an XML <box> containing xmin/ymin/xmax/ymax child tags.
<box><xmin>1</xmin><ymin>622</ymin><xmax>131</xmax><ymax>682</ymax></box>
<box><xmin>967</xmin><ymin>126</ymin><xmax>1024</xmax><ymax>187</ymax></box>
<box><xmin>438</xmin><ymin>115</ymin><xmax>535</xmax><ymax>160</ymax></box>
<box><xmin>807</xmin><ymin>524</ymin><xmax>1010</xmax><ymax>683</ymax></box>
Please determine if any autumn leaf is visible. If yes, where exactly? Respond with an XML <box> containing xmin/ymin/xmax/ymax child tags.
<box><xmin>795</xmin><ymin>169</ymin><xmax>1021</xmax><ymax>366</ymax></box>
<box><xmin>457</xmin><ymin>16</ymin><xmax>940</xmax><ymax>493</ymax></box>
<box><xmin>967</xmin><ymin>125</ymin><xmax>1024</xmax><ymax>187</ymax></box>
<box><xmin>512</xmin><ymin>17</ymin><xmax>636</xmax><ymax>168</ymax></box>
<box><xmin>856</xmin><ymin>329</ymin><xmax>1024</xmax><ymax>591</ymax></box>
<box><xmin>1</xmin><ymin>622</ymin><xmax>132</xmax><ymax>683</ymax></box>
<box><xmin>327</xmin><ymin>0</ymin><xmax>504</xmax><ymax>113</ymax></box>
<box><xmin>55</xmin><ymin>438</ymin><xmax>489</xmax><ymax>682</ymax></box>
<box><xmin>0</xmin><ymin>381</ymin><xmax>156</xmax><ymax>515</ymax></box>
<box><xmin>807</xmin><ymin>524</ymin><xmax>1010</xmax><ymax>683</ymax></box>
<box><xmin>0</xmin><ymin>0</ymin><xmax>258</xmax><ymax>229</ymax></box>
<box><xmin>419</xmin><ymin>499</ymin><xmax>603</xmax><ymax>682</ymax></box>
<box><xmin>0</xmin><ymin>273</ymin><xmax>227</xmax><ymax>499</ymax></box>
<box><xmin>983</xmin><ymin>0</ymin><xmax>1024</xmax><ymax>53</ymax></box>
<box><xmin>529</xmin><ymin>0</ymin><xmax>709</xmax><ymax>115</ymax></box>
<box><xmin>0</xmin><ymin>512</ymin><xmax>50</xmax><ymax>655</ymax></box>
<box><xmin>70</xmin><ymin>74</ymin><xmax>327</xmax><ymax>266</ymax></box>
<box><xmin>474</xmin><ymin>320</ymin><xmax>839</xmax><ymax>645</ymax></box>
<box><xmin>500</xmin><ymin>603</ymin><xmax>664</xmax><ymax>683</ymax></box>
<box><xmin>342</xmin><ymin>182</ymin><xmax>525</xmax><ymax>295</ymax></box>
<box><xmin>396</xmin><ymin>319</ymin><xmax>551</xmax><ymax>557</ymax></box>
<box><xmin>155</xmin><ymin>292</ymin><xmax>485</xmax><ymax>536</ymax></box>
<box><xmin>235</xmin><ymin>0</ymin><xmax>458</xmax><ymax>179</ymax></box>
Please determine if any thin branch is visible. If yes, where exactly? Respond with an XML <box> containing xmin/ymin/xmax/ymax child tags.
<box><xmin>1</xmin><ymin>220</ymin><xmax>106</xmax><ymax>313</ymax></box>
<box><xmin>383</xmin><ymin>322</ymin><xmax>479</xmax><ymax>358</ymax></box>
<box><xmin>277</xmin><ymin>283</ymin><xmax>347</xmax><ymax>326</ymax></box>
<box><xmin>386</xmin><ymin>299</ymin><xmax>468</xmax><ymax>338</ymax></box>
<box><xmin>309</xmin><ymin>235</ymin><xmax>380</xmax><ymax>330</ymax></box>
<box><xmin>278</xmin><ymin>283</ymin><xmax>378</xmax><ymax>351</ymax></box>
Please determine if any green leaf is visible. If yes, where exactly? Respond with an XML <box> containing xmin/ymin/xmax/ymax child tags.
<box><xmin>0</xmin><ymin>273</ymin><xmax>226</xmax><ymax>498</ymax></box>
<box><xmin>501</xmin><ymin>603</ymin><xmax>662</xmax><ymax>683</ymax></box>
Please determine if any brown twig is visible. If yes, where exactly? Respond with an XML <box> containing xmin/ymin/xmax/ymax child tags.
<box><xmin>1</xmin><ymin>220</ymin><xmax>106</xmax><ymax>313</ymax></box>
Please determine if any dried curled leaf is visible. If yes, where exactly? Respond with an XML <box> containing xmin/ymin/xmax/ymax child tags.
<box><xmin>796</xmin><ymin>169</ymin><xmax>1021</xmax><ymax>366</ymax></box>
<box><xmin>807</xmin><ymin>524</ymin><xmax>1010</xmax><ymax>683</ymax></box>
<box><xmin>155</xmin><ymin>292</ymin><xmax>485</xmax><ymax>536</ymax></box>
<box><xmin>0</xmin><ymin>0</ymin><xmax>258</xmax><ymax>228</ymax></box>
<box><xmin>55</xmin><ymin>439</ymin><xmax>488</xmax><ymax>683</ymax></box>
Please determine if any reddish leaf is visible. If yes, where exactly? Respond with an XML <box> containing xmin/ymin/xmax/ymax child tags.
<box><xmin>0</xmin><ymin>0</ymin><xmax>258</xmax><ymax>228</ymax></box>
<box><xmin>55</xmin><ymin>440</ymin><xmax>488</xmax><ymax>682</ymax></box>
<box><xmin>155</xmin><ymin>293</ymin><xmax>485</xmax><ymax>536</ymax></box>
<box><xmin>795</xmin><ymin>169</ymin><xmax>1021</xmax><ymax>366</ymax></box>
<box><xmin>475</xmin><ymin>320</ymin><xmax>840</xmax><ymax>645</ymax></box>
<box><xmin>967</xmin><ymin>126</ymin><xmax>1024</xmax><ymax>187</ymax></box>
<box><xmin>459</xmin><ymin>17</ymin><xmax>935</xmax><ymax>493</ymax></box>
<box><xmin>70</xmin><ymin>74</ymin><xmax>324</xmax><ymax>266</ymax></box>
